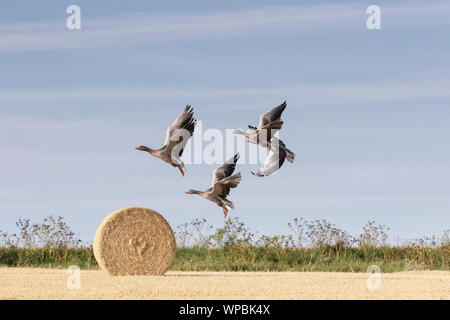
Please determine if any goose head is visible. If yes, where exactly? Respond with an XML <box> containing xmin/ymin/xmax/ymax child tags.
<box><xmin>135</xmin><ymin>145</ymin><xmax>155</xmax><ymax>155</ymax></box>
<box><xmin>185</xmin><ymin>189</ymin><xmax>201</xmax><ymax>195</ymax></box>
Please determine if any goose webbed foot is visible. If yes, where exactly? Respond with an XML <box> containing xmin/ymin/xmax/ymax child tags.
<box><xmin>177</xmin><ymin>165</ymin><xmax>185</xmax><ymax>177</ymax></box>
<box><xmin>222</xmin><ymin>206</ymin><xmax>228</xmax><ymax>218</ymax></box>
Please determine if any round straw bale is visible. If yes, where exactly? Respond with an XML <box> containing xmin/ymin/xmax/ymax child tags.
<box><xmin>93</xmin><ymin>207</ymin><xmax>176</xmax><ymax>276</ymax></box>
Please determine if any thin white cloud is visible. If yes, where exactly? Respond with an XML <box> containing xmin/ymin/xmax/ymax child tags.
<box><xmin>240</xmin><ymin>195</ymin><xmax>450</xmax><ymax>206</ymax></box>
<box><xmin>1</xmin><ymin>80</ymin><xmax>449</xmax><ymax>107</ymax></box>
<box><xmin>0</xmin><ymin>115</ymin><xmax>97</xmax><ymax>130</ymax></box>
<box><xmin>0</xmin><ymin>2</ymin><xmax>449</xmax><ymax>52</ymax></box>
<box><xmin>0</xmin><ymin>4</ymin><xmax>355</xmax><ymax>51</ymax></box>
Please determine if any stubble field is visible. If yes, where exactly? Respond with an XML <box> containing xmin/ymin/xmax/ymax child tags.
<box><xmin>0</xmin><ymin>268</ymin><xmax>448</xmax><ymax>300</ymax></box>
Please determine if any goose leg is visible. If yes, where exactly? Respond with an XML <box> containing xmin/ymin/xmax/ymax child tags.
<box><xmin>222</xmin><ymin>206</ymin><xmax>228</xmax><ymax>218</ymax></box>
<box><xmin>177</xmin><ymin>165</ymin><xmax>185</xmax><ymax>177</ymax></box>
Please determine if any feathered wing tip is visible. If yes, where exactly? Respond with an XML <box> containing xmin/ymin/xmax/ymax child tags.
<box><xmin>226</xmin><ymin>152</ymin><xmax>240</xmax><ymax>164</ymax></box>
<box><xmin>184</xmin><ymin>106</ymin><xmax>197</xmax><ymax>136</ymax></box>
<box><xmin>225</xmin><ymin>172</ymin><xmax>242</xmax><ymax>187</ymax></box>
<box><xmin>251</xmin><ymin>171</ymin><xmax>265</xmax><ymax>177</ymax></box>
<box><xmin>184</xmin><ymin>105</ymin><xmax>193</xmax><ymax>114</ymax></box>
<box><xmin>285</xmin><ymin>148</ymin><xmax>295</xmax><ymax>163</ymax></box>
<box><xmin>274</xmin><ymin>101</ymin><xmax>287</xmax><ymax>117</ymax></box>
<box><xmin>224</xmin><ymin>198</ymin><xmax>235</xmax><ymax>210</ymax></box>
<box><xmin>234</xmin><ymin>171</ymin><xmax>242</xmax><ymax>183</ymax></box>
<box><xmin>279</xmin><ymin>141</ymin><xmax>295</xmax><ymax>163</ymax></box>
<box><xmin>248</xmin><ymin>125</ymin><xmax>258</xmax><ymax>131</ymax></box>
<box><xmin>167</xmin><ymin>105</ymin><xmax>197</xmax><ymax>145</ymax></box>
<box><xmin>277</xmin><ymin>139</ymin><xmax>295</xmax><ymax>163</ymax></box>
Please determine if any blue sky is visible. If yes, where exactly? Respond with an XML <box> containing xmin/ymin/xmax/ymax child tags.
<box><xmin>1</xmin><ymin>0</ymin><xmax>449</xmax><ymax>242</ymax></box>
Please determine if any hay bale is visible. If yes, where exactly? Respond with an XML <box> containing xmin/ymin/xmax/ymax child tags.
<box><xmin>93</xmin><ymin>207</ymin><xmax>176</xmax><ymax>276</ymax></box>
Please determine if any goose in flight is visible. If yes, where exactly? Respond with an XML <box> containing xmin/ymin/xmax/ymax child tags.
<box><xmin>135</xmin><ymin>105</ymin><xmax>196</xmax><ymax>176</ymax></box>
<box><xmin>233</xmin><ymin>101</ymin><xmax>287</xmax><ymax>149</ymax></box>
<box><xmin>185</xmin><ymin>153</ymin><xmax>242</xmax><ymax>218</ymax></box>
<box><xmin>252</xmin><ymin>137</ymin><xmax>295</xmax><ymax>177</ymax></box>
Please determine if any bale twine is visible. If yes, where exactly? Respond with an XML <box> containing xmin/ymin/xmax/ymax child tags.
<box><xmin>93</xmin><ymin>207</ymin><xmax>176</xmax><ymax>276</ymax></box>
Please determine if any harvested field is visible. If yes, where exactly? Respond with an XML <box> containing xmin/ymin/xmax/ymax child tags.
<box><xmin>0</xmin><ymin>268</ymin><xmax>448</xmax><ymax>300</ymax></box>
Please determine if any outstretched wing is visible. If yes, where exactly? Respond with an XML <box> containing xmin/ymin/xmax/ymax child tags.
<box><xmin>212</xmin><ymin>153</ymin><xmax>240</xmax><ymax>185</ymax></box>
<box><xmin>163</xmin><ymin>105</ymin><xmax>196</xmax><ymax>157</ymax></box>
<box><xmin>258</xmin><ymin>101</ymin><xmax>287</xmax><ymax>130</ymax></box>
<box><xmin>212</xmin><ymin>172</ymin><xmax>242</xmax><ymax>198</ymax></box>
<box><xmin>252</xmin><ymin>138</ymin><xmax>286</xmax><ymax>177</ymax></box>
<box><xmin>211</xmin><ymin>153</ymin><xmax>241</xmax><ymax>197</ymax></box>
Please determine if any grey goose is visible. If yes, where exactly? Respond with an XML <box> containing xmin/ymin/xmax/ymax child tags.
<box><xmin>135</xmin><ymin>105</ymin><xmax>196</xmax><ymax>176</ymax></box>
<box><xmin>185</xmin><ymin>153</ymin><xmax>242</xmax><ymax>218</ymax></box>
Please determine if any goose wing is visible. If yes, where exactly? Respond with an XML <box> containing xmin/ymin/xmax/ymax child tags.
<box><xmin>212</xmin><ymin>153</ymin><xmax>240</xmax><ymax>185</ymax></box>
<box><xmin>252</xmin><ymin>138</ymin><xmax>287</xmax><ymax>177</ymax></box>
<box><xmin>257</xmin><ymin>101</ymin><xmax>287</xmax><ymax>130</ymax></box>
<box><xmin>211</xmin><ymin>153</ymin><xmax>241</xmax><ymax>197</ymax></box>
<box><xmin>212</xmin><ymin>173</ymin><xmax>242</xmax><ymax>197</ymax></box>
<box><xmin>163</xmin><ymin>105</ymin><xmax>196</xmax><ymax>157</ymax></box>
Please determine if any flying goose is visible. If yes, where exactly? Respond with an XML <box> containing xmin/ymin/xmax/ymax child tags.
<box><xmin>185</xmin><ymin>153</ymin><xmax>242</xmax><ymax>218</ymax></box>
<box><xmin>233</xmin><ymin>101</ymin><xmax>287</xmax><ymax>149</ymax></box>
<box><xmin>135</xmin><ymin>105</ymin><xmax>196</xmax><ymax>176</ymax></box>
<box><xmin>252</xmin><ymin>137</ymin><xmax>295</xmax><ymax>177</ymax></box>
